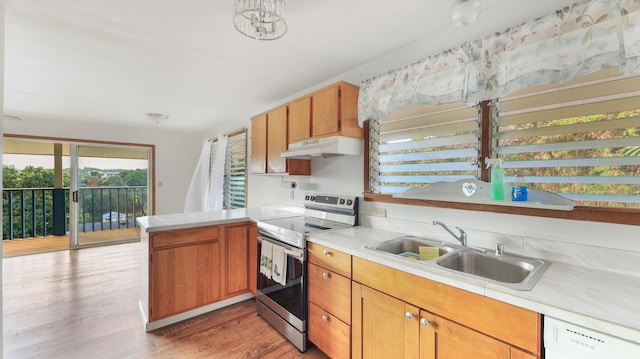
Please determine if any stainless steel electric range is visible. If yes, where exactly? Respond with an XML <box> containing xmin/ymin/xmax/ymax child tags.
<box><xmin>255</xmin><ymin>193</ymin><xmax>359</xmax><ymax>352</ymax></box>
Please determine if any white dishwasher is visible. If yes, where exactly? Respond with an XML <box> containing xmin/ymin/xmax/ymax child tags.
<box><xmin>544</xmin><ymin>316</ymin><xmax>640</xmax><ymax>358</ymax></box>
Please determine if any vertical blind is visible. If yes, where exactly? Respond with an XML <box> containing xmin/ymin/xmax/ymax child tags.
<box><xmin>495</xmin><ymin>68</ymin><xmax>640</xmax><ymax>208</ymax></box>
<box><xmin>370</xmin><ymin>102</ymin><xmax>480</xmax><ymax>194</ymax></box>
<box><xmin>211</xmin><ymin>131</ymin><xmax>247</xmax><ymax>209</ymax></box>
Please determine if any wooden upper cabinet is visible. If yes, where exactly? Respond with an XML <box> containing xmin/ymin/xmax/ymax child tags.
<box><xmin>250</xmin><ymin>106</ymin><xmax>310</xmax><ymax>175</ymax></box>
<box><xmin>286</xmin><ymin>81</ymin><xmax>363</xmax><ymax>146</ymax></box>
<box><xmin>250</xmin><ymin>113</ymin><xmax>267</xmax><ymax>174</ymax></box>
<box><xmin>288</xmin><ymin>96</ymin><xmax>312</xmax><ymax>143</ymax></box>
<box><xmin>312</xmin><ymin>85</ymin><xmax>341</xmax><ymax>137</ymax></box>
<box><xmin>266</xmin><ymin>105</ymin><xmax>288</xmax><ymax>174</ymax></box>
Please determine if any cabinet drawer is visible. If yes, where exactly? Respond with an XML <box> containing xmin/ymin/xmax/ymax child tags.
<box><xmin>308</xmin><ymin>243</ymin><xmax>351</xmax><ymax>277</ymax></box>
<box><xmin>151</xmin><ymin>226</ymin><xmax>219</xmax><ymax>249</ymax></box>
<box><xmin>308</xmin><ymin>263</ymin><xmax>351</xmax><ymax>324</ymax></box>
<box><xmin>308</xmin><ymin>302</ymin><xmax>351</xmax><ymax>359</ymax></box>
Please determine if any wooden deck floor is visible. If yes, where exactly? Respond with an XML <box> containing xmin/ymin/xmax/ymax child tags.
<box><xmin>3</xmin><ymin>241</ymin><xmax>329</xmax><ymax>359</ymax></box>
<box><xmin>2</xmin><ymin>227</ymin><xmax>140</xmax><ymax>257</ymax></box>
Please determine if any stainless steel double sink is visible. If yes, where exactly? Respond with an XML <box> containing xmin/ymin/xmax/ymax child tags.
<box><xmin>364</xmin><ymin>236</ymin><xmax>550</xmax><ymax>291</ymax></box>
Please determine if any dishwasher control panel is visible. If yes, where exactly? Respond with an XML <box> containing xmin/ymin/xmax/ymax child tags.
<box><xmin>544</xmin><ymin>316</ymin><xmax>640</xmax><ymax>359</ymax></box>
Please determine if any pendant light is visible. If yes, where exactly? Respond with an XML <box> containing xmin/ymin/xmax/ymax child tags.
<box><xmin>234</xmin><ymin>0</ymin><xmax>288</xmax><ymax>40</ymax></box>
<box><xmin>450</xmin><ymin>0</ymin><xmax>481</xmax><ymax>27</ymax></box>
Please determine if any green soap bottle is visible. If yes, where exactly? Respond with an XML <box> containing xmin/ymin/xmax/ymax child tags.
<box><xmin>486</xmin><ymin>158</ymin><xmax>504</xmax><ymax>201</ymax></box>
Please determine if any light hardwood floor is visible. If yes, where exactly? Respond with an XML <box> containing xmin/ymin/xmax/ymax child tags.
<box><xmin>3</xmin><ymin>227</ymin><xmax>140</xmax><ymax>257</ymax></box>
<box><xmin>3</xmin><ymin>242</ymin><xmax>329</xmax><ymax>359</ymax></box>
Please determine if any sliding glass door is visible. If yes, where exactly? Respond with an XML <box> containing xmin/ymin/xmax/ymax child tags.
<box><xmin>70</xmin><ymin>144</ymin><xmax>151</xmax><ymax>247</ymax></box>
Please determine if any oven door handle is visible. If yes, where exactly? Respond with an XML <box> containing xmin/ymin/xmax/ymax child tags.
<box><xmin>257</xmin><ymin>234</ymin><xmax>305</xmax><ymax>261</ymax></box>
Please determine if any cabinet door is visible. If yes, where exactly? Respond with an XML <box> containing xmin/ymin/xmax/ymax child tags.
<box><xmin>150</xmin><ymin>241</ymin><xmax>220</xmax><ymax>321</ymax></box>
<box><xmin>419</xmin><ymin>310</ymin><xmax>436</xmax><ymax>359</ymax></box>
<box><xmin>288</xmin><ymin>96</ymin><xmax>311</xmax><ymax>143</ymax></box>
<box><xmin>266</xmin><ymin>106</ymin><xmax>288</xmax><ymax>173</ymax></box>
<box><xmin>222</xmin><ymin>223</ymin><xmax>251</xmax><ymax>298</ymax></box>
<box><xmin>250</xmin><ymin>114</ymin><xmax>267</xmax><ymax>174</ymax></box>
<box><xmin>353</xmin><ymin>284</ymin><xmax>419</xmax><ymax>359</ymax></box>
<box><xmin>435</xmin><ymin>316</ymin><xmax>510</xmax><ymax>359</ymax></box>
<box><xmin>312</xmin><ymin>85</ymin><xmax>341</xmax><ymax>137</ymax></box>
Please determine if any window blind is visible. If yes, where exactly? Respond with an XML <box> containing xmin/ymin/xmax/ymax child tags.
<box><xmin>495</xmin><ymin>68</ymin><xmax>640</xmax><ymax>208</ymax></box>
<box><xmin>224</xmin><ymin>131</ymin><xmax>247</xmax><ymax>209</ymax></box>
<box><xmin>370</xmin><ymin>102</ymin><xmax>480</xmax><ymax>194</ymax></box>
<box><xmin>210</xmin><ymin>131</ymin><xmax>247</xmax><ymax>209</ymax></box>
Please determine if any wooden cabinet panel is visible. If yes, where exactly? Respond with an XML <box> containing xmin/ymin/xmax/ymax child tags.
<box><xmin>151</xmin><ymin>226</ymin><xmax>219</xmax><ymax>249</ymax></box>
<box><xmin>221</xmin><ymin>223</ymin><xmax>251</xmax><ymax>298</ymax></box>
<box><xmin>419</xmin><ymin>310</ymin><xmax>436</xmax><ymax>359</ymax></box>
<box><xmin>352</xmin><ymin>257</ymin><xmax>541</xmax><ymax>354</ymax></box>
<box><xmin>308</xmin><ymin>242</ymin><xmax>352</xmax><ymax>277</ymax></box>
<box><xmin>511</xmin><ymin>348</ymin><xmax>538</xmax><ymax>359</ymax></box>
<box><xmin>308</xmin><ymin>263</ymin><xmax>351</xmax><ymax>324</ymax></box>
<box><xmin>436</xmin><ymin>316</ymin><xmax>510</xmax><ymax>359</ymax></box>
<box><xmin>249</xmin><ymin>224</ymin><xmax>258</xmax><ymax>295</ymax></box>
<box><xmin>250</xmin><ymin>113</ymin><xmax>267</xmax><ymax>174</ymax></box>
<box><xmin>288</xmin><ymin>96</ymin><xmax>311</xmax><ymax>143</ymax></box>
<box><xmin>266</xmin><ymin>106</ymin><xmax>288</xmax><ymax>174</ymax></box>
<box><xmin>150</xmin><ymin>241</ymin><xmax>220</xmax><ymax>321</ymax></box>
<box><xmin>312</xmin><ymin>85</ymin><xmax>341</xmax><ymax>137</ymax></box>
<box><xmin>354</xmin><ymin>284</ymin><xmax>420</xmax><ymax>359</ymax></box>
<box><xmin>308</xmin><ymin>302</ymin><xmax>351</xmax><ymax>359</ymax></box>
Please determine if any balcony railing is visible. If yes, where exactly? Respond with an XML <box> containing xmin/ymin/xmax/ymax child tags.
<box><xmin>3</xmin><ymin>186</ymin><xmax>147</xmax><ymax>240</ymax></box>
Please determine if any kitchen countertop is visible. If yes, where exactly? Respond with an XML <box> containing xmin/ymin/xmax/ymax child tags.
<box><xmin>136</xmin><ymin>205</ymin><xmax>303</xmax><ymax>232</ymax></box>
<box><xmin>137</xmin><ymin>209</ymin><xmax>640</xmax><ymax>344</ymax></box>
<box><xmin>307</xmin><ymin>226</ymin><xmax>640</xmax><ymax>345</ymax></box>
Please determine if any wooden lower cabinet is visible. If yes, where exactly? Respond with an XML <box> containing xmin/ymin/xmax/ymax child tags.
<box><xmin>220</xmin><ymin>223</ymin><xmax>252</xmax><ymax>299</ymax></box>
<box><xmin>352</xmin><ymin>257</ymin><xmax>541</xmax><ymax>359</ymax></box>
<box><xmin>307</xmin><ymin>243</ymin><xmax>352</xmax><ymax>358</ymax></box>
<box><xmin>148</xmin><ymin>222</ymin><xmax>255</xmax><ymax>322</ymax></box>
<box><xmin>149</xmin><ymin>227</ymin><xmax>221</xmax><ymax>321</ymax></box>
<box><xmin>352</xmin><ymin>283</ymin><xmax>536</xmax><ymax>359</ymax></box>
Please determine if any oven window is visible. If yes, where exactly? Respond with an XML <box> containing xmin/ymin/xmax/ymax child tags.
<box><xmin>257</xmin><ymin>244</ymin><xmax>305</xmax><ymax>321</ymax></box>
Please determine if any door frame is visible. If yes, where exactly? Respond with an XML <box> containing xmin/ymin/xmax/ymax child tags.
<box><xmin>4</xmin><ymin>134</ymin><xmax>155</xmax><ymax>247</ymax></box>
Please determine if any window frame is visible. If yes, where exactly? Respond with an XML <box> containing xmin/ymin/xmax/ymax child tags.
<box><xmin>363</xmin><ymin>102</ymin><xmax>640</xmax><ymax>226</ymax></box>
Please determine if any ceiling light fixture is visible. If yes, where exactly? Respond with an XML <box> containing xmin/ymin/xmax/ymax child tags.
<box><xmin>146</xmin><ymin>112</ymin><xmax>169</xmax><ymax>125</ymax></box>
<box><xmin>450</xmin><ymin>0</ymin><xmax>481</xmax><ymax>27</ymax></box>
<box><xmin>233</xmin><ymin>0</ymin><xmax>287</xmax><ymax>40</ymax></box>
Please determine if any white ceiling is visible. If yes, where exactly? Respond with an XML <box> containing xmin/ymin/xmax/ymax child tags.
<box><xmin>4</xmin><ymin>0</ymin><xmax>579</xmax><ymax>131</ymax></box>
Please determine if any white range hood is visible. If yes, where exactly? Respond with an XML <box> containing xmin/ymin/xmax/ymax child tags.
<box><xmin>281</xmin><ymin>136</ymin><xmax>362</xmax><ymax>159</ymax></box>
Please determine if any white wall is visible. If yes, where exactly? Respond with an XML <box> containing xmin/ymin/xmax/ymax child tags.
<box><xmin>4</xmin><ymin>118</ymin><xmax>205</xmax><ymax>215</ymax></box>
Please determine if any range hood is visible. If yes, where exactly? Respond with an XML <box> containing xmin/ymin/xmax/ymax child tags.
<box><xmin>281</xmin><ymin>136</ymin><xmax>362</xmax><ymax>159</ymax></box>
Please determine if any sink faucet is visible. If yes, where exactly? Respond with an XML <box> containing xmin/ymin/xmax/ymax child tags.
<box><xmin>433</xmin><ymin>221</ymin><xmax>467</xmax><ymax>246</ymax></box>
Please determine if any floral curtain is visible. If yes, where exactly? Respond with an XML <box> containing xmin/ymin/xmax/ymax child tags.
<box><xmin>358</xmin><ymin>0</ymin><xmax>640</xmax><ymax>126</ymax></box>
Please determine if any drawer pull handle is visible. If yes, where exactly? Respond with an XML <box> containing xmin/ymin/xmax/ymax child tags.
<box><xmin>322</xmin><ymin>315</ymin><xmax>329</xmax><ymax>322</ymax></box>
<box><xmin>322</xmin><ymin>272</ymin><xmax>329</xmax><ymax>279</ymax></box>
<box><xmin>405</xmin><ymin>312</ymin><xmax>414</xmax><ymax>321</ymax></box>
<box><xmin>420</xmin><ymin>318</ymin><xmax>430</xmax><ymax>327</ymax></box>
<box><xmin>323</xmin><ymin>250</ymin><xmax>331</xmax><ymax>256</ymax></box>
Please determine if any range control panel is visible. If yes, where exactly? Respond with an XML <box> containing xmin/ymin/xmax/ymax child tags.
<box><xmin>303</xmin><ymin>193</ymin><xmax>358</xmax><ymax>212</ymax></box>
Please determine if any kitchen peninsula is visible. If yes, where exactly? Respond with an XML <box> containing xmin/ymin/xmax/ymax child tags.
<box><xmin>136</xmin><ymin>205</ymin><xmax>301</xmax><ymax>331</ymax></box>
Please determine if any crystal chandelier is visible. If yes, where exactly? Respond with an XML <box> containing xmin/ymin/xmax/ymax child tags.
<box><xmin>450</xmin><ymin>0</ymin><xmax>481</xmax><ymax>27</ymax></box>
<box><xmin>234</xmin><ymin>0</ymin><xmax>288</xmax><ymax>40</ymax></box>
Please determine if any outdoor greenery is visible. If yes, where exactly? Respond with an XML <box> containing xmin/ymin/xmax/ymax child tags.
<box><xmin>2</xmin><ymin>166</ymin><xmax>148</xmax><ymax>240</ymax></box>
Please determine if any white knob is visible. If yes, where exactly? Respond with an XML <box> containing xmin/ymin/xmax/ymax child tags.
<box><xmin>322</xmin><ymin>315</ymin><xmax>328</xmax><ymax>322</ymax></box>
<box><xmin>323</xmin><ymin>250</ymin><xmax>330</xmax><ymax>256</ymax></box>
<box><xmin>322</xmin><ymin>272</ymin><xmax>329</xmax><ymax>279</ymax></box>
<box><xmin>405</xmin><ymin>312</ymin><xmax>414</xmax><ymax>321</ymax></box>
<box><xmin>420</xmin><ymin>318</ymin><xmax>430</xmax><ymax>327</ymax></box>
